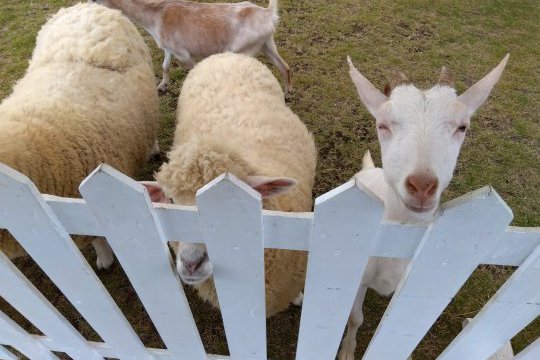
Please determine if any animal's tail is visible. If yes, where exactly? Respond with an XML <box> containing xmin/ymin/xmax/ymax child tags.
<box><xmin>362</xmin><ymin>150</ymin><xmax>375</xmax><ymax>169</ymax></box>
<box><xmin>268</xmin><ymin>0</ymin><xmax>279</xmax><ymax>25</ymax></box>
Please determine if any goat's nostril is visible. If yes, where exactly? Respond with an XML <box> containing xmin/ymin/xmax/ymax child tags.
<box><xmin>426</xmin><ymin>180</ymin><xmax>438</xmax><ymax>197</ymax></box>
<box><xmin>405</xmin><ymin>177</ymin><xmax>418</xmax><ymax>195</ymax></box>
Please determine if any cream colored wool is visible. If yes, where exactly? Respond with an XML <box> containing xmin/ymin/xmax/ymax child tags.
<box><xmin>0</xmin><ymin>3</ymin><xmax>159</xmax><ymax>258</ymax></box>
<box><xmin>156</xmin><ymin>53</ymin><xmax>316</xmax><ymax>316</ymax></box>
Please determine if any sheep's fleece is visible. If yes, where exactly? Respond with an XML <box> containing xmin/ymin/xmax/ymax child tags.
<box><xmin>156</xmin><ymin>53</ymin><xmax>317</xmax><ymax>316</ymax></box>
<box><xmin>0</xmin><ymin>3</ymin><xmax>159</xmax><ymax>258</ymax></box>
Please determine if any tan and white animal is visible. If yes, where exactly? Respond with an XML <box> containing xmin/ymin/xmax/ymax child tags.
<box><xmin>337</xmin><ymin>54</ymin><xmax>510</xmax><ymax>360</ymax></box>
<box><xmin>145</xmin><ymin>53</ymin><xmax>316</xmax><ymax>316</ymax></box>
<box><xmin>90</xmin><ymin>0</ymin><xmax>292</xmax><ymax>97</ymax></box>
<box><xmin>0</xmin><ymin>3</ymin><xmax>159</xmax><ymax>268</ymax></box>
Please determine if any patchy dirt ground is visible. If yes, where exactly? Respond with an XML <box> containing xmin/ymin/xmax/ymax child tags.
<box><xmin>0</xmin><ymin>0</ymin><xmax>538</xmax><ymax>359</ymax></box>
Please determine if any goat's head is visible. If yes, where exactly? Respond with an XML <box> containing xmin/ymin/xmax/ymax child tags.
<box><xmin>142</xmin><ymin>176</ymin><xmax>297</xmax><ymax>285</ymax></box>
<box><xmin>348</xmin><ymin>54</ymin><xmax>509</xmax><ymax>213</ymax></box>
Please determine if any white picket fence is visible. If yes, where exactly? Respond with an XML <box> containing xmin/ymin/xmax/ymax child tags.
<box><xmin>0</xmin><ymin>162</ymin><xmax>538</xmax><ymax>360</ymax></box>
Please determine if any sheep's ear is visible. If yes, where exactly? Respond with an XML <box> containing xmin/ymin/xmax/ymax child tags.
<box><xmin>347</xmin><ymin>55</ymin><xmax>388</xmax><ymax>117</ymax></box>
<box><xmin>245</xmin><ymin>176</ymin><xmax>297</xmax><ymax>198</ymax></box>
<box><xmin>140</xmin><ymin>181</ymin><xmax>172</xmax><ymax>203</ymax></box>
<box><xmin>458</xmin><ymin>54</ymin><xmax>509</xmax><ymax>115</ymax></box>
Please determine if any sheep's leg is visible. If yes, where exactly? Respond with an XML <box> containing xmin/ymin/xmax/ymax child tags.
<box><xmin>338</xmin><ymin>285</ymin><xmax>368</xmax><ymax>360</ymax></box>
<box><xmin>150</xmin><ymin>140</ymin><xmax>160</xmax><ymax>159</ymax></box>
<box><xmin>92</xmin><ymin>238</ymin><xmax>114</xmax><ymax>270</ymax></box>
<box><xmin>262</xmin><ymin>37</ymin><xmax>292</xmax><ymax>99</ymax></box>
<box><xmin>158</xmin><ymin>50</ymin><xmax>173</xmax><ymax>92</ymax></box>
<box><xmin>292</xmin><ymin>291</ymin><xmax>304</xmax><ymax>306</ymax></box>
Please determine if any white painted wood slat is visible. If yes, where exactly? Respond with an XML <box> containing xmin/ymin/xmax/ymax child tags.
<box><xmin>296</xmin><ymin>180</ymin><xmax>385</xmax><ymax>360</ymax></box>
<box><xmin>0</xmin><ymin>251</ymin><xmax>103</xmax><ymax>360</ymax></box>
<box><xmin>4</xmin><ymin>190</ymin><xmax>538</xmax><ymax>266</ymax></box>
<box><xmin>514</xmin><ymin>339</ymin><xmax>540</xmax><ymax>360</ymax></box>
<box><xmin>484</xmin><ymin>227</ymin><xmax>540</xmax><ymax>266</ymax></box>
<box><xmin>196</xmin><ymin>173</ymin><xmax>267</xmax><ymax>360</ymax></box>
<box><xmin>363</xmin><ymin>187</ymin><xmax>514</xmax><ymax>360</ymax></box>
<box><xmin>0</xmin><ymin>335</ymin><xmax>232</xmax><ymax>360</ymax></box>
<box><xmin>79</xmin><ymin>164</ymin><xmax>207</xmax><ymax>360</ymax></box>
<box><xmin>0</xmin><ymin>346</ymin><xmax>16</xmax><ymax>360</ymax></box>
<box><xmin>0</xmin><ymin>311</ymin><xmax>59</xmax><ymax>360</ymax></box>
<box><xmin>0</xmin><ymin>164</ymin><xmax>150</xmax><ymax>360</ymax></box>
<box><xmin>437</xmin><ymin>244</ymin><xmax>540</xmax><ymax>360</ymax></box>
<box><xmin>262</xmin><ymin>211</ymin><xmax>313</xmax><ymax>250</ymax></box>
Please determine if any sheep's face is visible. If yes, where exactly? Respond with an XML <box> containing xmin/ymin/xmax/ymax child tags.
<box><xmin>348</xmin><ymin>55</ymin><xmax>509</xmax><ymax>213</ymax></box>
<box><xmin>143</xmin><ymin>176</ymin><xmax>297</xmax><ymax>285</ymax></box>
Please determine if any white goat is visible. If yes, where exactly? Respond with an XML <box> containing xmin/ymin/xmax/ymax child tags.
<box><xmin>90</xmin><ymin>0</ymin><xmax>291</xmax><ymax>97</ymax></box>
<box><xmin>337</xmin><ymin>54</ymin><xmax>510</xmax><ymax>360</ymax></box>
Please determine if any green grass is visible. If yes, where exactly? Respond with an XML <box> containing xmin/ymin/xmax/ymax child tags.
<box><xmin>0</xmin><ymin>0</ymin><xmax>538</xmax><ymax>359</ymax></box>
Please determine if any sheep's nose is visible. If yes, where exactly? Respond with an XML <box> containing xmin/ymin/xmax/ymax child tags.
<box><xmin>181</xmin><ymin>253</ymin><xmax>207</xmax><ymax>275</ymax></box>
<box><xmin>405</xmin><ymin>173</ymin><xmax>439</xmax><ymax>203</ymax></box>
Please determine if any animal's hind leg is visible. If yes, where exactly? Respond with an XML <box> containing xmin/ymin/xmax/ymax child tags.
<box><xmin>158</xmin><ymin>50</ymin><xmax>173</xmax><ymax>92</ymax></box>
<box><xmin>174</xmin><ymin>49</ymin><xmax>195</xmax><ymax>70</ymax></box>
<box><xmin>338</xmin><ymin>285</ymin><xmax>368</xmax><ymax>360</ymax></box>
<box><xmin>262</xmin><ymin>36</ymin><xmax>292</xmax><ymax>99</ymax></box>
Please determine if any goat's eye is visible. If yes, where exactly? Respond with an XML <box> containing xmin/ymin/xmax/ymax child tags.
<box><xmin>377</xmin><ymin>124</ymin><xmax>390</xmax><ymax>131</ymax></box>
<box><xmin>457</xmin><ymin>125</ymin><xmax>467</xmax><ymax>133</ymax></box>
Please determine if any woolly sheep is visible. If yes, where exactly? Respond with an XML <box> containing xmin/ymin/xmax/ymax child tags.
<box><xmin>0</xmin><ymin>3</ymin><xmax>159</xmax><ymax>269</ymax></box>
<box><xmin>145</xmin><ymin>52</ymin><xmax>316</xmax><ymax>316</ymax></box>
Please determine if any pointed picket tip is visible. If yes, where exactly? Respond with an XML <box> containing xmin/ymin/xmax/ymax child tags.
<box><xmin>315</xmin><ymin>178</ymin><xmax>384</xmax><ymax>210</ymax></box>
<box><xmin>0</xmin><ymin>162</ymin><xmax>39</xmax><ymax>189</ymax></box>
<box><xmin>0</xmin><ymin>163</ymin><xmax>58</xmax><ymax>222</ymax></box>
<box><xmin>196</xmin><ymin>172</ymin><xmax>262</xmax><ymax>201</ymax></box>
<box><xmin>439</xmin><ymin>186</ymin><xmax>513</xmax><ymax>221</ymax></box>
<box><xmin>80</xmin><ymin>163</ymin><xmax>147</xmax><ymax>195</ymax></box>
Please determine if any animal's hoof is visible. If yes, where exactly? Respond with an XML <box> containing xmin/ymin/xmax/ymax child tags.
<box><xmin>157</xmin><ymin>83</ymin><xmax>168</xmax><ymax>93</ymax></box>
<box><xmin>96</xmin><ymin>254</ymin><xmax>114</xmax><ymax>272</ymax></box>
<box><xmin>284</xmin><ymin>92</ymin><xmax>291</xmax><ymax>102</ymax></box>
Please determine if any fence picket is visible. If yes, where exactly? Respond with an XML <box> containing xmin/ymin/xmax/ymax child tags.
<box><xmin>363</xmin><ymin>187</ymin><xmax>513</xmax><ymax>360</ymax></box>
<box><xmin>0</xmin><ymin>251</ymin><xmax>103</xmax><ymax>360</ymax></box>
<box><xmin>0</xmin><ymin>164</ymin><xmax>151</xmax><ymax>360</ymax></box>
<box><xmin>0</xmin><ymin>346</ymin><xmax>16</xmax><ymax>360</ymax></box>
<box><xmin>296</xmin><ymin>180</ymin><xmax>384</xmax><ymax>360</ymax></box>
<box><xmin>0</xmin><ymin>311</ymin><xmax>59</xmax><ymax>360</ymax></box>
<box><xmin>437</xmin><ymin>244</ymin><xmax>540</xmax><ymax>360</ymax></box>
<box><xmin>0</xmin><ymin>161</ymin><xmax>539</xmax><ymax>360</ymax></box>
<box><xmin>79</xmin><ymin>164</ymin><xmax>207</xmax><ymax>360</ymax></box>
<box><xmin>515</xmin><ymin>339</ymin><xmax>540</xmax><ymax>360</ymax></box>
<box><xmin>196</xmin><ymin>173</ymin><xmax>267</xmax><ymax>360</ymax></box>
<box><xmin>8</xmin><ymin>193</ymin><xmax>537</xmax><ymax>266</ymax></box>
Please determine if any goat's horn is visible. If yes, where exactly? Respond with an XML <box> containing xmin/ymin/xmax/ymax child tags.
<box><xmin>384</xmin><ymin>72</ymin><xmax>409</xmax><ymax>96</ymax></box>
<box><xmin>437</xmin><ymin>66</ymin><xmax>454</xmax><ymax>87</ymax></box>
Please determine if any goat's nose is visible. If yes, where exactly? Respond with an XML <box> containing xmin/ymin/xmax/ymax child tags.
<box><xmin>181</xmin><ymin>253</ymin><xmax>207</xmax><ymax>275</ymax></box>
<box><xmin>405</xmin><ymin>173</ymin><xmax>439</xmax><ymax>202</ymax></box>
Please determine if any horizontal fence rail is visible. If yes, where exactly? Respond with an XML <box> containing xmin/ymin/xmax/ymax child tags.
<box><xmin>0</xmin><ymin>163</ymin><xmax>538</xmax><ymax>360</ymax></box>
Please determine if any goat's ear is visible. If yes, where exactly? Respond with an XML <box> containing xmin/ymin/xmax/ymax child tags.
<box><xmin>140</xmin><ymin>181</ymin><xmax>173</xmax><ymax>203</ymax></box>
<box><xmin>458</xmin><ymin>54</ymin><xmax>509</xmax><ymax>114</ymax></box>
<box><xmin>347</xmin><ymin>56</ymin><xmax>388</xmax><ymax>117</ymax></box>
<box><xmin>245</xmin><ymin>176</ymin><xmax>297</xmax><ymax>198</ymax></box>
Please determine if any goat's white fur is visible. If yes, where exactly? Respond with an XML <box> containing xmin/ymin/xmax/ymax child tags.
<box><xmin>337</xmin><ymin>54</ymin><xmax>509</xmax><ymax>360</ymax></box>
<box><xmin>91</xmin><ymin>0</ymin><xmax>291</xmax><ymax>97</ymax></box>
